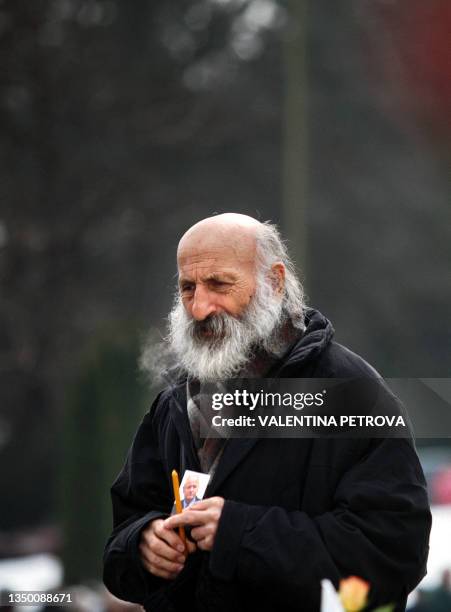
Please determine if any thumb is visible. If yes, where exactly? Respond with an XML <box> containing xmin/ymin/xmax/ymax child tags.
<box><xmin>186</xmin><ymin>539</ymin><xmax>197</xmax><ymax>554</ymax></box>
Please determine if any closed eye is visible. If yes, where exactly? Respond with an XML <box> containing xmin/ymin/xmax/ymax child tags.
<box><xmin>208</xmin><ymin>279</ymin><xmax>231</xmax><ymax>290</ymax></box>
<box><xmin>180</xmin><ymin>282</ymin><xmax>195</xmax><ymax>293</ymax></box>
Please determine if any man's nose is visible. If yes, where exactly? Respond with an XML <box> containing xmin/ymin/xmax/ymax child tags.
<box><xmin>191</xmin><ymin>285</ymin><xmax>218</xmax><ymax>321</ymax></box>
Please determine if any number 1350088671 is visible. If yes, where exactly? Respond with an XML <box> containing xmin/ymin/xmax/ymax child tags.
<box><xmin>3</xmin><ymin>591</ymin><xmax>72</xmax><ymax>606</ymax></box>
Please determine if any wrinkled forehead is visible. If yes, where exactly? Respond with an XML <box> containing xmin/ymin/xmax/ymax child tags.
<box><xmin>177</xmin><ymin>230</ymin><xmax>257</xmax><ymax>275</ymax></box>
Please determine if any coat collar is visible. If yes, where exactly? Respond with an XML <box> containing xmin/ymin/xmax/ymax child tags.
<box><xmin>268</xmin><ymin>308</ymin><xmax>334</xmax><ymax>377</ymax></box>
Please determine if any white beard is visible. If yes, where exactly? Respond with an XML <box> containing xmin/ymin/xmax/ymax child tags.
<box><xmin>168</xmin><ymin>277</ymin><xmax>284</xmax><ymax>382</ymax></box>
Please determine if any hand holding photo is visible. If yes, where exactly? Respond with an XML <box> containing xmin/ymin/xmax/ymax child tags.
<box><xmin>164</xmin><ymin>496</ymin><xmax>225</xmax><ymax>552</ymax></box>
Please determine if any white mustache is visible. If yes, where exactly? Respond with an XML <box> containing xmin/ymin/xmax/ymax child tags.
<box><xmin>189</xmin><ymin>314</ymin><xmax>231</xmax><ymax>344</ymax></box>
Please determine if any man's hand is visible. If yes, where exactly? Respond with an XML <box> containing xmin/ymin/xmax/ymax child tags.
<box><xmin>163</xmin><ymin>497</ymin><xmax>225</xmax><ymax>551</ymax></box>
<box><xmin>139</xmin><ymin>518</ymin><xmax>196</xmax><ymax>580</ymax></box>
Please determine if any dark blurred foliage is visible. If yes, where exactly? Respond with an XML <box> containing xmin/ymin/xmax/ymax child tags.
<box><xmin>0</xmin><ymin>369</ymin><xmax>54</xmax><ymax>529</ymax></box>
<box><xmin>0</xmin><ymin>0</ymin><xmax>450</xmax><ymax>584</ymax></box>
<box><xmin>61</xmin><ymin>327</ymin><xmax>147</xmax><ymax>581</ymax></box>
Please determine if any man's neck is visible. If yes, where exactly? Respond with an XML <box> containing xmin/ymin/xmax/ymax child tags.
<box><xmin>240</xmin><ymin>319</ymin><xmax>302</xmax><ymax>378</ymax></box>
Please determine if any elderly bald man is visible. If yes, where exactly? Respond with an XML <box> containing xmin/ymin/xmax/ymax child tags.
<box><xmin>103</xmin><ymin>214</ymin><xmax>431</xmax><ymax>612</ymax></box>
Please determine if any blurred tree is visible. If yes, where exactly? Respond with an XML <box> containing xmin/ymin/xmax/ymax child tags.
<box><xmin>62</xmin><ymin>327</ymin><xmax>149</xmax><ymax>583</ymax></box>
<box><xmin>0</xmin><ymin>369</ymin><xmax>55</xmax><ymax>532</ymax></box>
<box><xmin>282</xmin><ymin>0</ymin><xmax>308</xmax><ymax>276</ymax></box>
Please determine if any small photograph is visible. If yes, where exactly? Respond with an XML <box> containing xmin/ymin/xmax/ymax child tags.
<box><xmin>178</xmin><ymin>470</ymin><xmax>210</xmax><ymax>510</ymax></box>
<box><xmin>180</xmin><ymin>470</ymin><xmax>210</xmax><ymax>508</ymax></box>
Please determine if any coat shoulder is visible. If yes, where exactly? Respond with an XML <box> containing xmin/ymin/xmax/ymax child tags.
<box><xmin>311</xmin><ymin>340</ymin><xmax>382</xmax><ymax>379</ymax></box>
<box><xmin>147</xmin><ymin>386</ymin><xmax>174</xmax><ymax>419</ymax></box>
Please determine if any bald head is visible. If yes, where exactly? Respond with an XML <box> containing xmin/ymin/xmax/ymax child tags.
<box><xmin>178</xmin><ymin>213</ymin><xmax>262</xmax><ymax>263</ymax></box>
<box><xmin>184</xmin><ymin>212</ymin><xmax>262</xmax><ymax>233</ymax></box>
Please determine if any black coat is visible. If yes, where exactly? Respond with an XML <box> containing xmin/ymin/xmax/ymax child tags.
<box><xmin>103</xmin><ymin>309</ymin><xmax>431</xmax><ymax>612</ymax></box>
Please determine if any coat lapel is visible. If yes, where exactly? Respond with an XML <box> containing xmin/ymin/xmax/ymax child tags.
<box><xmin>167</xmin><ymin>379</ymin><xmax>264</xmax><ymax>495</ymax></box>
<box><xmin>168</xmin><ymin>382</ymin><xmax>259</xmax><ymax>492</ymax></box>
<box><xmin>168</xmin><ymin>382</ymin><xmax>202</xmax><ymax>472</ymax></box>
<box><xmin>206</xmin><ymin>438</ymin><xmax>259</xmax><ymax>495</ymax></box>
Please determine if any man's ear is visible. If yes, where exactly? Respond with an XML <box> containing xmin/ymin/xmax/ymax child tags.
<box><xmin>269</xmin><ymin>262</ymin><xmax>286</xmax><ymax>296</ymax></box>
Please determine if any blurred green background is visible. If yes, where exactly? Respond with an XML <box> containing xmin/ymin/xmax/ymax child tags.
<box><xmin>0</xmin><ymin>0</ymin><xmax>450</xmax><ymax>609</ymax></box>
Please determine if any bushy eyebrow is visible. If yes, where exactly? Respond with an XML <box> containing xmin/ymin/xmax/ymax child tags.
<box><xmin>178</xmin><ymin>272</ymin><xmax>238</xmax><ymax>285</ymax></box>
<box><xmin>205</xmin><ymin>273</ymin><xmax>237</xmax><ymax>282</ymax></box>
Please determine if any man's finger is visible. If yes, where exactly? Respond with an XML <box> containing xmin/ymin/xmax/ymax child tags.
<box><xmin>151</xmin><ymin>537</ymin><xmax>186</xmax><ymax>564</ymax></box>
<box><xmin>149</xmin><ymin>552</ymin><xmax>184</xmax><ymax>575</ymax></box>
<box><xmin>190</xmin><ymin>525</ymin><xmax>210</xmax><ymax>542</ymax></box>
<box><xmin>189</xmin><ymin>496</ymin><xmax>224</xmax><ymax>511</ymax></box>
<box><xmin>141</xmin><ymin>549</ymin><xmax>185</xmax><ymax>574</ymax></box>
<box><xmin>140</xmin><ymin>546</ymin><xmax>184</xmax><ymax>579</ymax></box>
<box><xmin>164</xmin><ymin>510</ymin><xmax>207</xmax><ymax>530</ymax></box>
<box><xmin>186</xmin><ymin>539</ymin><xmax>197</xmax><ymax>554</ymax></box>
<box><xmin>197</xmin><ymin>535</ymin><xmax>214</xmax><ymax>551</ymax></box>
<box><xmin>154</xmin><ymin>523</ymin><xmax>187</xmax><ymax>553</ymax></box>
<box><xmin>143</xmin><ymin>559</ymin><xmax>178</xmax><ymax>581</ymax></box>
<box><xmin>140</xmin><ymin>533</ymin><xmax>185</xmax><ymax>565</ymax></box>
<box><xmin>188</xmin><ymin>498</ymin><xmax>217</xmax><ymax>510</ymax></box>
<box><xmin>140</xmin><ymin>541</ymin><xmax>181</xmax><ymax>569</ymax></box>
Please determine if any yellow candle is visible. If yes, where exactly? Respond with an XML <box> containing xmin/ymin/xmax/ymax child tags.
<box><xmin>171</xmin><ymin>469</ymin><xmax>187</xmax><ymax>547</ymax></box>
